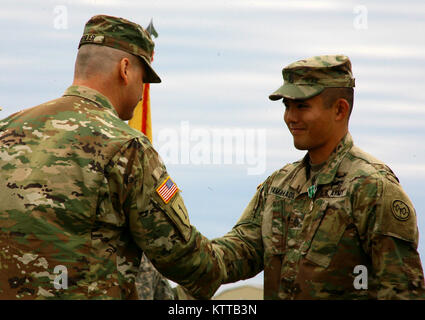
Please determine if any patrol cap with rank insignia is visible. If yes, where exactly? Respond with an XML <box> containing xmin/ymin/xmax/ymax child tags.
<box><xmin>269</xmin><ymin>54</ymin><xmax>355</xmax><ymax>100</ymax></box>
<box><xmin>79</xmin><ymin>14</ymin><xmax>161</xmax><ymax>83</ymax></box>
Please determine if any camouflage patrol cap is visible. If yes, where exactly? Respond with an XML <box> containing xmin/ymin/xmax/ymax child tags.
<box><xmin>79</xmin><ymin>14</ymin><xmax>161</xmax><ymax>83</ymax></box>
<box><xmin>269</xmin><ymin>54</ymin><xmax>355</xmax><ymax>100</ymax></box>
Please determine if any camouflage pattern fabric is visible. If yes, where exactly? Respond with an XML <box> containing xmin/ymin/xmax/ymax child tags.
<box><xmin>2</xmin><ymin>82</ymin><xmax>424</xmax><ymax>300</ymax></box>
<box><xmin>269</xmin><ymin>54</ymin><xmax>355</xmax><ymax>100</ymax></box>
<box><xmin>173</xmin><ymin>284</ymin><xmax>196</xmax><ymax>300</ymax></box>
<box><xmin>0</xmin><ymin>85</ymin><xmax>225</xmax><ymax>299</ymax></box>
<box><xmin>212</xmin><ymin>133</ymin><xmax>425</xmax><ymax>299</ymax></box>
<box><xmin>135</xmin><ymin>253</ymin><xmax>174</xmax><ymax>300</ymax></box>
<box><xmin>79</xmin><ymin>14</ymin><xmax>161</xmax><ymax>83</ymax></box>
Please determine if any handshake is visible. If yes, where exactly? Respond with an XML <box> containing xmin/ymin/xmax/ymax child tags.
<box><xmin>0</xmin><ymin>13</ymin><xmax>423</xmax><ymax>301</ymax></box>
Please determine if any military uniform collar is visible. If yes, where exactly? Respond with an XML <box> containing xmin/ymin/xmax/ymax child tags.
<box><xmin>288</xmin><ymin>132</ymin><xmax>354</xmax><ymax>194</ymax></box>
<box><xmin>63</xmin><ymin>85</ymin><xmax>120</xmax><ymax>118</ymax></box>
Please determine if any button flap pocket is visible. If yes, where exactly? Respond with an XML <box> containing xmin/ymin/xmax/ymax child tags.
<box><xmin>305</xmin><ymin>204</ymin><xmax>348</xmax><ymax>268</ymax></box>
<box><xmin>300</xmin><ymin>200</ymin><xmax>328</xmax><ymax>253</ymax></box>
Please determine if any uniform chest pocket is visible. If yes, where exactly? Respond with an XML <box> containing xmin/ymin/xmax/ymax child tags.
<box><xmin>270</xmin><ymin>199</ymin><xmax>290</xmax><ymax>255</ymax></box>
<box><xmin>302</xmin><ymin>200</ymin><xmax>350</xmax><ymax>268</ymax></box>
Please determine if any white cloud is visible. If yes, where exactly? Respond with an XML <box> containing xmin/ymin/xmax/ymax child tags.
<box><xmin>158</xmin><ymin>71</ymin><xmax>275</xmax><ymax>91</ymax></box>
<box><xmin>332</xmin><ymin>45</ymin><xmax>425</xmax><ymax>59</ymax></box>
<box><xmin>0</xmin><ymin>56</ymin><xmax>34</xmax><ymax>68</ymax></box>
<box><xmin>229</xmin><ymin>0</ymin><xmax>344</xmax><ymax>11</ymax></box>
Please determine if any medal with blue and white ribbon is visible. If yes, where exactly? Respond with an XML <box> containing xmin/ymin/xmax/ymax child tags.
<box><xmin>308</xmin><ymin>185</ymin><xmax>317</xmax><ymax>199</ymax></box>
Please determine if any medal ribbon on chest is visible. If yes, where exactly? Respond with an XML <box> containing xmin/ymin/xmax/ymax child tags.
<box><xmin>308</xmin><ymin>184</ymin><xmax>317</xmax><ymax>199</ymax></box>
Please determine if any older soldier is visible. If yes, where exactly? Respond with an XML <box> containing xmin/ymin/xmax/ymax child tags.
<box><xmin>0</xmin><ymin>14</ymin><xmax>225</xmax><ymax>299</ymax></box>
<box><xmin>208</xmin><ymin>54</ymin><xmax>425</xmax><ymax>299</ymax></box>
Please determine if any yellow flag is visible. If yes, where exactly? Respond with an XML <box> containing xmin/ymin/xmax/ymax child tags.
<box><xmin>129</xmin><ymin>20</ymin><xmax>157</xmax><ymax>143</ymax></box>
<box><xmin>129</xmin><ymin>83</ymin><xmax>152</xmax><ymax>142</ymax></box>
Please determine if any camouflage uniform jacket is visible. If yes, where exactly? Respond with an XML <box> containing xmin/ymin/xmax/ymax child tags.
<box><xmin>0</xmin><ymin>85</ymin><xmax>225</xmax><ymax>299</ymax></box>
<box><xmin>212</xmin><ymin>133</ymin><xmax>425</xmax><ymax>299</ymax></box>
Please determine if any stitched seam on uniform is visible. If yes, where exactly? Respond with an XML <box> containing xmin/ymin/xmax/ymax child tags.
<box><xmin>62</xmin><ymin>94</ymin><xmax>113</xmax><ymax>112</ymax></box>
<box><xmin>233</xmin><ymin>221</ymin><xmax>261</xmax><ymax>228</ymax></box>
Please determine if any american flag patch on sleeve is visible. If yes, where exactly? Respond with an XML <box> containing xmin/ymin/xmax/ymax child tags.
<box><xmin>156</xmin><ymin>176</ymin><xmax>178</xmax><ymax>204</ymax></box>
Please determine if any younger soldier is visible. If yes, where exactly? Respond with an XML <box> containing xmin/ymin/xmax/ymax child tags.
<box><xmin>209</xmin><ymin>54</ymin><xmax>425</xmax><ymax>299</ymax></box>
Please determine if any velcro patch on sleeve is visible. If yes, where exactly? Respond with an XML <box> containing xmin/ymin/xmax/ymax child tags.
<box><xmin>153</xmin><ymin>176</ymin><xmax>191</xmax><ymax>242</ymax></box>
<box><xmin>171</xmin><ymin>196</ymin><xmax>190</xmax><ymax>229</ymax></box>
<box><xmin>378</xmin><ymin>180</ymin><xmax>418</xmax><ymax>243</ymax></box>
<box><xmin>156</xmin><ymin>176</ymin><xmax>178</xmax><ymax>204</ymax></box>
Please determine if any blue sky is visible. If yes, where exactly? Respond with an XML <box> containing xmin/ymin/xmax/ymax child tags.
<box><xmin>1</xmin><ymin>0</ymin><xmax>425</xmax><ymax>295</ymax></box>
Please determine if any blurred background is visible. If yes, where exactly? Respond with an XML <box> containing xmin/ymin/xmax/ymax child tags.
<box><xmin>1</xmin><ymin>0</ymin><xmax>424</xmax><ymax>297</ymax></box>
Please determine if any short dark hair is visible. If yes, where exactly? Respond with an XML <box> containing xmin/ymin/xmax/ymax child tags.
<box><xmin>321</xmin><ymin>87</ymin><xmax>354</xmax><ymax>118</ymax></box>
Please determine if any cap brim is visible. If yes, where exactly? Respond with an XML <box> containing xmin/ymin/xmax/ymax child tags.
<box><xmin>140</xmin><ymin>56</ymin><xmax>161</xmax><ymax>83</ymax></box>
<box><xmin>269</xmin><ymin>83</ymin><xmax>324</xmax><ymax>101</ymax></box>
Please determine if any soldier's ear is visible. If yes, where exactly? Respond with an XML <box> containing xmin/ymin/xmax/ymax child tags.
<box><xmin>119</xmin><ymin>57</ymin><xmax>130</xmax><ymax>85</ymax></box>
<box><xmin>334</xmin><ymin>98</ymin><xmax>350</xmax><ymax>122</ymax></box>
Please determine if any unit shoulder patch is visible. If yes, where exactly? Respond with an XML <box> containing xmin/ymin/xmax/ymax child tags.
<box><xmin>171</xmin><ymin>196</ymin><xmax>190</xmax><ymax>228</ymax></box>
<box><xmin>153</xmin><ymin>176</ymin><xmax>191</xmax><ymax>242</ymax></box>
<box><xmin>392</xmin><ymin>199</ymin><xmax>410</xmax><ymax>221</ymax></box>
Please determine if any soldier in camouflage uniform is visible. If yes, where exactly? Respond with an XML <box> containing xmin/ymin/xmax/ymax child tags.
<box><xmin>135</xmin><ymin>253</ymin><xmax>174</xmax><ymax>300</ymax></box>
<box><xmin>1</xmin><ymin>17</ymin><xmax>424</xmax><ymax>300</ymax></box>
<box><xmin>0</xmin><ymin>14</ymin><xmax>225</xmax><ymax>300</ymax></box>
<box><xmin>207</xmin><ymin>54</ymin><xmax>425</xmax><ymax>299</ymax></box>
